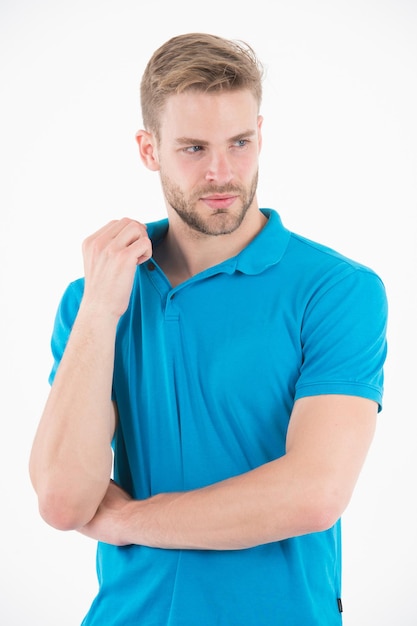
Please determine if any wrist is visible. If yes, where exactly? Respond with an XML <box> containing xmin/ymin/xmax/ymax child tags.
<box><xmin>117</xmin><ymin>498</ymin><xmax>141</xmax><ymax>546</ymax></box>
<box><xmin>77</xmin><ymin>299</ymin><xmax>122</xmax><ymax>326</ymax></box>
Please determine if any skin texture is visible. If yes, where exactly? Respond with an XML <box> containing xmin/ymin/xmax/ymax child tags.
<box><xmin>29</xmin><ymin>89</ymin><xmax>378</xmax><ymax>548</ymax></box>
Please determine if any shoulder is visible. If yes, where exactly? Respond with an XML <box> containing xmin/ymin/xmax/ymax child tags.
<box><xmin>290</xmin><ymin>230</ymin><xmax>379</xmax><ymax>274</ymax></box>
<box><xmin>282</xmin><ymin>231</ymin><xmax>386</xmax><ymax>303</ymax></box>
<box><xmin>261</xmin><ymin>210</ymin><xmax>384</xmax><ymax>287</ymax></box>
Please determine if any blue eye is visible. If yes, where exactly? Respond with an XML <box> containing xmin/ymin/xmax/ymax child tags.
<box><xmin>185</xmin><ymin>145</ymin><xmax>203</xmax><ymax>153</ymax></box>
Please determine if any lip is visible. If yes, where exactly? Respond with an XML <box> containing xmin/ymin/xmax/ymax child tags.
<box><xmin>201</xmin><ymin>194</ymin><xmax>237</xmax><ymax>210</ymax></box>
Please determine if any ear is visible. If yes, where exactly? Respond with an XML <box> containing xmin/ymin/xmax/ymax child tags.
<box><xmin>135</xmin><ymin>130</ymin><xmax>160</xmax><ymax>171</ymax></box>
<box><xmin>257</xmin><ymin>115</ymin><xmax>263</xmax><ymax>153</ymax></box>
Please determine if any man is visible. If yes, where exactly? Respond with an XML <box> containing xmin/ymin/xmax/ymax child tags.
<box><xmin>30</xmin><ymin>33</ymin><xmax>388</xmax><ymax>625</ymax></box>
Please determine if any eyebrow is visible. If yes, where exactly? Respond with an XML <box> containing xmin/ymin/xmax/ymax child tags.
<box><xmin>175</xmin><ymin>129</ymin><xmax>257</xmax><ymax>147</ymax></box>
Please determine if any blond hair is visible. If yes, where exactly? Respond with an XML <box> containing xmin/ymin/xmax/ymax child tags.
<box><xmin>140</xmin><ymin>33</ymin><xmax>264</xmax><ymax>137</ymax></box>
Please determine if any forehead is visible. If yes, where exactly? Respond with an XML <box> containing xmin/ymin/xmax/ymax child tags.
<box><xmin>159</xmin><ymin>89</ymin><xmax>259</xmax><ymax>142</ymax></box>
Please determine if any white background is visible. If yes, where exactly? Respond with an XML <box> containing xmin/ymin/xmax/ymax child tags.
<box><xmin>1</xmin><ymin>1</ymin><xmax>416</xmax><ymax>624</ymax></box>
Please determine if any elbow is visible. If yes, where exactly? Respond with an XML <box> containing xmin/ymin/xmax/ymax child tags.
<box><xmin>301</xmin><ymin>488</ymin><xmax>350</xmax><ymax>534</ymax></box>
<box><xmin>38</xmin><ymin>492</ymin><xmax>94</xmax><ymax>530</ymax></box>
<box><xmin>307</xmin><ymin>502</ymin><xmax>343</xmax><ymax>534</ymax></box>
<box><xmin>34</xmin><ymin>484</ymin><xmax>98</xmax><ymax>531</ymax></box>
<box><xmin>38</xmin><ymin>494</ymin><xmax>86</xmax><ymax>531</ymax></box>
<box><xmin>30</xmin><ymin>465</ymin><xmax>86</xmax><ymax>530</ymax></box>
<box><xmin>29</xmin><ymin>458</ymin><xmax>107</xmax><ymax>531</ymax></box>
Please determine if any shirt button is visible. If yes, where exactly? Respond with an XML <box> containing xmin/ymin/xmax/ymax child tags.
<box><xmin>147</xmin><ymin>262</ymin><xmax>156</xmax><ymax>271</ymax></box>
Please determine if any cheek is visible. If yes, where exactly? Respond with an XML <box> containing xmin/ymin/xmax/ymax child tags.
<box><xmin>234</xmin><ymin>149</ymin><xmax>259</xmax><ymax>175</ymax></box>
<box><xmin>178</xmin><ymin>164</ymin><xmax>209</xmax><ymax>191</ymax></box>
<box><xmin>165</xmin><ymin>155</ymin><xmax>204</xmax><ymax>181</ymax></box>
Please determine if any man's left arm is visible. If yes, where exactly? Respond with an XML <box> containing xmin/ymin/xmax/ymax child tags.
<box><xmin>80</xmin><ymin>394</ymin><xmax>377</xmax><ymax>550</ymax></box>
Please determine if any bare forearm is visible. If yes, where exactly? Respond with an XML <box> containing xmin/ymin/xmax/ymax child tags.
<box><xmin>123</xmin><ymin>460</ymin><xmax>318</xmax><ymax>550</ymax></box>
<box><xmin>30</xmin><ymin>219</ymin><xmax>153</xmax><ymax>531</ymax></box>
<box><xmin>29</xmin><ymin>304</ymin><xmax>118</xmax><ymax>529</ymax></box>
<box><xmin>81</xmin><ymin>458</ymin><xmax>341</xmax><ymax>550</ymax></box>
<box><xmin>81</xmin><ymin>396</ymin><xmax>376</xmax><ymax>550</ymax></box>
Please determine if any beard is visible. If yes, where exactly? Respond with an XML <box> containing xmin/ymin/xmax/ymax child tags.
<box><xmin>160</xmin><ymin>170</ymin><xmax>259</xmax><ymax>236</ymax></box>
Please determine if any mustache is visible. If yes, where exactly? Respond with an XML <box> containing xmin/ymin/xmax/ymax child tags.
<box><xmin>195</xmin><ymin>184</ymin><xmax>244</xmax><ymax>196</ymax></box>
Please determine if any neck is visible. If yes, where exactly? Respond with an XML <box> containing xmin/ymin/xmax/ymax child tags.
<box><xmin>153</xmin><ymin>206</ymin><xmax>267</xmax><ymax>287</ymax></box>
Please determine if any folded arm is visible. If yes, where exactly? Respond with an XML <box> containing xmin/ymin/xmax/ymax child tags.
<box><xmin>29</xmin><ymin>219</ymin><xmax>152</xmax><ymax>530</ymax></box>
<box><xmin>80</xmin><ymin>394</ymin><xmax>377</xmax><ymax>549</ymax></box>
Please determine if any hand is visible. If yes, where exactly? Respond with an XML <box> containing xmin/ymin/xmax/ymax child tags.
<box><xmin>82</xmin><ymin>218</ymin><xmax>152</xmax><ymax>318</ymax></box>
<box><xmin>79</xmin><ymin>480</ymin><xmax>133</xmax><ymax>546</ymax></box>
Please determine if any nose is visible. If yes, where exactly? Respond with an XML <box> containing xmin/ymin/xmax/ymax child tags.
<box><xmin>205</xmin><ymin>150</ymin><xmax>233</xmax><ymax>184</ymax></box>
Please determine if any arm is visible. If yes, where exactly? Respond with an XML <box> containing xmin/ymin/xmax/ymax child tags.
<box><xmin>29</xmin><ymin>218</ymin><xmax>152</xmax><ymax>531</ymax></box>
<box><xmin>80</xmin><ymin>394</ymin><xmax>377</xmax><ymax>549</ymax></box>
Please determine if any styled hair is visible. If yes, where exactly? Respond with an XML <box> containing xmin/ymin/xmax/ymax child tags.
<box><xmin>140</xmin><ymin>33</ymin><xmax>264</xmax><ymax>137</ymax></box>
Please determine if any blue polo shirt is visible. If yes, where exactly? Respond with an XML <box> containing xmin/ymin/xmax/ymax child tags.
<box><xmin>50</xmin><ymin>209</ymin><xmax>387</xmax><ymax>625</ymax></box>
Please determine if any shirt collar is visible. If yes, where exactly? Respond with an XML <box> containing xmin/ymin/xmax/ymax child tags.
<box><xmin>147</xmin><ymin>209</ymin><xmax>290</xmax><ymax>276</ymax></box>
<box><xmin>233</xmin><ymin>209</ymin><xmax>291</xmax><ymax>274</ymax></box>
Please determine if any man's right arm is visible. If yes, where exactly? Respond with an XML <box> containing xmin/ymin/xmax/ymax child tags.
<box><xmin>29</xmin><ymin>218</ymin><xmax>152</xmax><ymax>531</ymax></box>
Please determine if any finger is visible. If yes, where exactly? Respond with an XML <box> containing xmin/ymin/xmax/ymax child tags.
<box><xmin>115</xmin><ymin>219</ymin><xmax>149</xmax><ymax>249</ymax></box>
<box><xmin>84</xmin><ymin>219</ymin><xmax>127</xmax><ymax>244</ymax></box>
<box><xmin>123</xmin><ymin>234</ymin><xmax>153</xmax><ymax>265</ymax></box>
<box><xmin>84</xmin><ymin>218</ymin><xmax>145</xmax><ymax>246</ymax></box>
<box><xmin>83</xmin><ymin>219</ymin><xmax>149</xmax><ymax>261</ymax></box>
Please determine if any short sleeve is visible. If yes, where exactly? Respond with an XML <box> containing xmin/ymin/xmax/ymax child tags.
<box><xmin>295</xmin><ymin>266</ymin><xmax>388</xmax><ymax>410</ymax></box>
<box><xmin>48</xmin><ymin>278</ymin><xmax>85</xmax><ymax>385</ymax></box>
